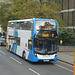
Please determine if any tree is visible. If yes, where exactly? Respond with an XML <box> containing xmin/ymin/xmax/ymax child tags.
<box><xmin>0</xmin><ymin>2</ymin><xmax>10</xmax><ymax>31</ymax></box>
<box><xmin>1</xmin><ymin>0</ymin><xmax>66</xmax><ymax>31</ymax></box>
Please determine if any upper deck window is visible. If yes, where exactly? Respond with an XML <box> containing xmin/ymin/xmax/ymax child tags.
<box><xmin>36</xmin><ymin>20</ymin><xmax>56</xmax><ymax>31</ymax></box>
<box><xmin>24</xmin><ymin>21</ymin><xmax>33</xmax><ymax>30</ymax></box>
<box><xmin>8</xmin><ymin>22</ymin><xmax>16</xmax><ymax>28</ymax></box>
<box><xmin>8</xmin><ymin>20</ymin><xmax>33</xmax><ymax>30</ymax></box>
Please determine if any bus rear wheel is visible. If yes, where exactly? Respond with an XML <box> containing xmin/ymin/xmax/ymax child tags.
<box><xmin>9</xmin><ymin>45</ymin><xmax>11</xmax><ymax>51</ymax></box>
<box><xmin>22</xmin><ymin>51</ymin><xmax>26</xmax><ymax>60</ymax></box>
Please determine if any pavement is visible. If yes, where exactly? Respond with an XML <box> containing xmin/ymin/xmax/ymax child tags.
<box><xmin>58</xmin><ymin>46</ymin><xmax>75</xmax><ymax>65</ymax></box>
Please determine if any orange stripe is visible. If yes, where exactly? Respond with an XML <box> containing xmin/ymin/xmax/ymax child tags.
<box><xmin>6</xmin><ymin>29</ymin><xmax>9</xmax><ymax>50</ymax></box>
<box><xmin>48</xmin><ymin>51</ymin><xmax>53</xmax><ymax>52</ymax></box>
<box><xmin>73</xmin><ymin>49</ymin><xmax>75</xmax><ymax>75</ymax></box>
<box><xmin>42</xmin><ymin>50</ymin><xmax>45</xmax><ymax>51</ymax></box>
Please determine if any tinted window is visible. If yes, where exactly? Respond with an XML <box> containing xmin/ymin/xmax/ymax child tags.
<box><xmin>36</xmin><ymin>20</ymin><xmax>56</xmax><ymax>31</ymax></box>
<box><xmin>16</xmin><ymin>22</ymin><xmax>24</xmax><ymax>29</ymax></box>
<box><xmin>24</xmin><ymin>21</ymin><xmax>33</xmax><ymax>30</ymax></box>
<box><xmin>8</xmin><ymin>21</ymin><xmax>33</xmax><ymax>30</ymax></box>
<box><xmin>8</xmin><ymin>22</ymin><xmax>16</xmax><ymax>28</ymax></box>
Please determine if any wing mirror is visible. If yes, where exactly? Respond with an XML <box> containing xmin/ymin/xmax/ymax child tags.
<box><xmin>60</xmin><ymin>40</ymin><xmax>62</xmax><ymax>44</ymax></box>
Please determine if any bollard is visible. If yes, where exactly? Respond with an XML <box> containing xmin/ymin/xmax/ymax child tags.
<box><xmin>73</xmin><ymin>49</ymin><xmax>75</xmax><ymax>75</ymax></box>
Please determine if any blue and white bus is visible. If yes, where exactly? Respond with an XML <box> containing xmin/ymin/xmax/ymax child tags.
<box><xmin>6</xmin><ymin>18</ymin><xmax>59</xmax><ymax>62</ymax></box>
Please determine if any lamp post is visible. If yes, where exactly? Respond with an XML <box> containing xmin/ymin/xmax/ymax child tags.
<box><xmin>68</xmin><ymin>0</ymin><xmax>69</xmax><ymax>26</ymax></box>
<box><xmin>73</xmin><ymin>0</ymin><xmax>75</xmax><ymax>67</ymax></box>
<box><xmin>73</xmin><ymin>0</ymin><xmax>75</xmax><ymax>31</ymax></box>
<box><xmin>73</xmin><ymin>49</ymin><xmax>75</xmax><ymax>75</ymax></box>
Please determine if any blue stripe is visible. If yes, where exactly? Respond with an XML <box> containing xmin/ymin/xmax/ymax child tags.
<box><xmin>11</xmin><ymin>44</ymin><xmax>15</xmax><ymax>52</ymax></box>
<box><xmin>28</xmin><ymin>19</ymin><xmax>36</xmax><ymax>61</ymax></box>
<box><xmin>32</xmin><ymin>19</ymin><xmax>36</xmax><ymax>51</ymax></box>
<box><xmin>55</xmin><ymin>20</ymin><xmax>59</xmax><ymax>37</ymax></box>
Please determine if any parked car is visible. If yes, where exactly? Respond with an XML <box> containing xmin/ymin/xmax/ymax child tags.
<box><xmin>0</xmin><ymin>37</ymin><xmax>6</xmax><ymax>46</ymax></box>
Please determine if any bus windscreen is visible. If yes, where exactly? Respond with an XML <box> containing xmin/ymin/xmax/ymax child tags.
<box><xmin>36</xmin><ymin>20</ymin><xmax>56</xmax><ymax>31</ymax></box>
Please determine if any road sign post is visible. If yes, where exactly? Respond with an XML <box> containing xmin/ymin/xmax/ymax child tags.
<box><xmin>73</xmin><ymin>49</ymin><xmax>75</xmax><ymax>75</ymax></box>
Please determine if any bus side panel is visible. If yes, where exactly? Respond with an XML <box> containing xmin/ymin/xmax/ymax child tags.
<box><xmin>28</xmin><ymin>50</ymin><xmax>39</xmax><ymax>62</ymax></box>
<box><xmin>16</xmin><ymin>30</ymin><xmax>31</xmax><ymax>58</ymax></box>
<box><xmin>11</xmin><ymin>44</ymin><xmax>15</xmax><ymax>53</ymax></box>
<box><xmin>7</xmin><ymin>28</ymin><xmax>32</xmax><ymax>59</ymax></box>
<box><xmin>7</xmin><ymin>28</ymin><xmax>15</xmax><ymax>52</ymax></box>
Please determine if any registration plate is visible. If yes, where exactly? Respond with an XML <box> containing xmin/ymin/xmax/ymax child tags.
<box><xmin>43</xmin><ymin>60</ymin><xmax>49</xmax><ymax>62</ymax></box>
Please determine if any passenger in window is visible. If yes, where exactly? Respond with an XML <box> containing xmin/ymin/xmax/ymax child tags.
<box><xmin>20</xmin><ymin>24</ymin><xmax>23</xmax><ymax>29</ymax></box>
<box><xmin>16</xmin><ymin>24</ymin><xmax>19</xmax><ymax>29</ymax></box>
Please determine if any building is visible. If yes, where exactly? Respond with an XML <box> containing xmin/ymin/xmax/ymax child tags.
<box><xmin>60</xmin><ymin>0</ymin><xmax>75</xmax><ymax>29</ymax></box>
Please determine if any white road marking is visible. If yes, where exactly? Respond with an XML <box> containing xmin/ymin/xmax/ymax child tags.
<box><xmin>10</xmin><ymin>57</ymin><xmax>22</xmax><ymax>64</ymax></box>
<box><xmin>57</xmin><ymin>60</ymin><xmax>73</xmax><ymax>67</ymax></box>
<box><xmin>0</xmin><ymin>50</ymin><xmax>6</xmax><ymax>55</ymax></box>
<box><xmin>29</xmin><ymin>68</ymin><xmax>40</xmax><ymax>75</ymax></box>
<box><xmin>55</xmin><ymin>64</ymin><xmax>73</xmax><ymax>72</ymax></box>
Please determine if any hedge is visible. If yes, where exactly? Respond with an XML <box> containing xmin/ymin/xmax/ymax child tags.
<box><xmin>59</xmin><ymin>28</ymin><xmax>75</xmax><ymax>46</ymax></box>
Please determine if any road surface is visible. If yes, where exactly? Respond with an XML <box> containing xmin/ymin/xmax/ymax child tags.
<box><xmin>0</xmin><ymin>46</ymin><xmax>73</xmax><ymax>75</ymax></box>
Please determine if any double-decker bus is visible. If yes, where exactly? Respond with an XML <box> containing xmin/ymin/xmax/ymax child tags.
<box><xmin>6</xmin><ymin>18</ymin><xmax>59</xmax><ymax>62</ymax></box>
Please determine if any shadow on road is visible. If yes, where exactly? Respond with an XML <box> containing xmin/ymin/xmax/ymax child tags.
<box><xmin>27</xmin><ymin>60</ymin><xmax>55</xmax><ymax>65</ymax></box>
<box><xmin>1</xmin><ymin>46</ymin><xmax>56</xmax><ymax>66</ymax></box>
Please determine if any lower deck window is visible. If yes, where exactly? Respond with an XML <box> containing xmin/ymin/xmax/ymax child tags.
<box><xmin>8</xmin><ymin>36</ymin><xmax>20</xmax><ymax>46</ymax></box>
<box><xmin>34</xmin><ymin>39</ymin><xmax>57</xmax><ymax>52</ymax></box>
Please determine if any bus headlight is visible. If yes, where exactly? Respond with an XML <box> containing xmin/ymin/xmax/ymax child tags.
<box><xmin>34</xmin><ymin>53</ymin><xmax>37</xmax><ymax>57</ymax></box>
<box><xmin>55</xmin><ymin>54</ymin><xmax>57</xmax><ymax>57</ymax></box>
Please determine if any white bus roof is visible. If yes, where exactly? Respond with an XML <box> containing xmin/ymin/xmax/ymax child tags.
<box><xmin>9</xmin><ymin>19</ymin><xmax>33</xmax><ymax>22</ymax></box>
<box><xmin>8</xmin><ymin>18</ymin><xmax>56</xmax><ymax>23</ymax></box>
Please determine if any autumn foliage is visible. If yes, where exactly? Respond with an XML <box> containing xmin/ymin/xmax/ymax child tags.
<box><xmin>0</xmin><ymin>0</ymin><xmax>65</xmax><ymax>31</ymax></box>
